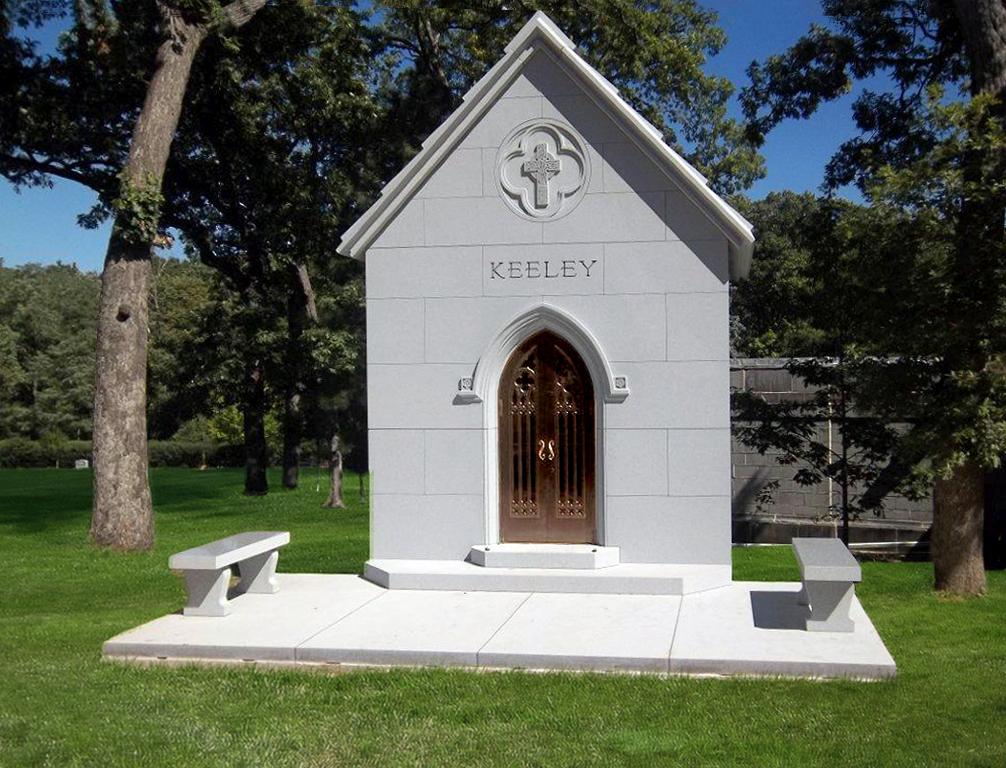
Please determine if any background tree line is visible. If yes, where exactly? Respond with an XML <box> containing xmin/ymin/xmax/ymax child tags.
<box><xmin>1</xmin><ymin>0</ymin><xmax>1003</xmax><ymax>596</ymax></box>
<box><xmin>0</xmin><ymin>255</ymin><xmax>364</xmax><ymax>471</ymax></box>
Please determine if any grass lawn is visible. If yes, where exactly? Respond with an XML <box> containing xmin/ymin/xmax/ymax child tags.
<box><xmin>1</xmin><ymin>468</ymin><xmax>1004</xmax><ymax>767</ymax></box>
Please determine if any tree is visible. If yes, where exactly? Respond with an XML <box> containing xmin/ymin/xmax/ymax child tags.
<box><xmin>742</xmin><ymin>0</ymin><xmax>1005</xmax><ymax>595</ymax></box>
<box><xmin>322</xmin><ymin>434</ymin><xmax>345</xmax><ymax>509</ymax></box>
<box><xmin>89</xmin><ymin>0</ymin><xmax>267</xmax><ymax>548</ymax></box>
<box><xmin>732</xmin><ymin>194</ymin><xmax>918</xmax><ymax>544</ymax></box>
<box><xmin>161</xmin><ymin>0</ymin><xmax>375</xmax><ymax>494</ymax></box>
<box><xmin>1</xmin><ymin>1</ymin><xmax>268</xmax><ymax>547</ymax></box>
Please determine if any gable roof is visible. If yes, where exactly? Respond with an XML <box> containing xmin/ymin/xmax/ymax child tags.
<box><xmin>337</xmin><ymin>12</ymin><xmax>755</xmax><ymax>280</ymax></box>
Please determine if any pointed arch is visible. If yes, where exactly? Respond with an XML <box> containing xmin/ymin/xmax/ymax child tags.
<box><xmin>456</xmin><ymin>303</ymin><xmax>629</xmax><ymax>408</ymax></box>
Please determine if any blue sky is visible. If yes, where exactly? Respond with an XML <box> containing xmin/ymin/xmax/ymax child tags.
<box><xmin>0</xmin><ymin>1</ymin><xmax>877</xmax><ymax>273</ymax></box>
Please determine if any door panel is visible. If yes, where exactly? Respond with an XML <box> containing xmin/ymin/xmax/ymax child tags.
<box><xmin>499</xmin><ymin>331</ymin><xmax>595</xmax><ymax>543</ymax></box>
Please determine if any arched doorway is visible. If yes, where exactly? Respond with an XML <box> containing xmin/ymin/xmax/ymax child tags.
<box><xmin>498</xmin><ymin>330</ymin><xmax>596</xmax><ymax>543</ymax></box>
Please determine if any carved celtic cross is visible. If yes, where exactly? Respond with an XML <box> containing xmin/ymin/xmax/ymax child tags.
<box><xmin>522</xmin><ymin>143</ymin><xmax>561</xmax><ymax>208</ymax></box>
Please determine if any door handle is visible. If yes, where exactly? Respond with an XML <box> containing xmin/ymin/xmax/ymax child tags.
<box><xmin>537</xmin><ymin>439</ymin><xmax>556</xmax><ymax>462</ymax></box>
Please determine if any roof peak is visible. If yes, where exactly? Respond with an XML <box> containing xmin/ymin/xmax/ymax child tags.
<box><xmin>504</xmin><ymin>11</ymin><xmax>577</xmax><ymax>54</ymax></box>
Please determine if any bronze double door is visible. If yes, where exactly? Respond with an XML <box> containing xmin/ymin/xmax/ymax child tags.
<box><xmin>499</xmin><ymin>331</ymin><xmax>596</xmax><ymax>544</ymax></box>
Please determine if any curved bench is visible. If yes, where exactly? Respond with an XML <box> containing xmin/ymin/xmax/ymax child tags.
<box><xmin>170</xmin><ymin>531</ymin><xmax>290</xmax><ymax>617</ymax></box>
<box><xmin>792</xmin><ymin>537</ymin><xmax>862</xmax><ymax>633</ymax></box>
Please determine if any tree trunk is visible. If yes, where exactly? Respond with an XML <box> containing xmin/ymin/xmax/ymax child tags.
<box><xmin>243</xmin><ymin>357</ymin><xmax>268</xmax><ymax>496</ymax></box>
<box><xmin>281</xmin><ymin>264</ymin><xmax>317</xmax><ymax>489</ymax></box>
<box><xmin>323</xmin><ymin>434</ymin><xmax>345</xmax><ymax>508</ymax></box>
<box><xmin>282</xmin><ymin>387</ymin><xmax>302</xmax><ymax>489</ymax></box>
<box><xmin>90</xmin><ymin>20</ymin><xmax>207</xmax><ymax>550</ymax></box>
<box><xmin>931</xmin><ymin>0</ymin><xmax>1006</xmax><ymax>590</ymax></box>
<box><xmin>281</xmin><ymin>284</ymin><xmax>304</xmax><ymax>489</ymax></box>
<box><xmin>953</xmin><ymin>1</ymin><xmax>1006</xmax><ymax>103</ymax></box>
<box><xmin>932</xmin><ymin>462</ymin><xmax>987</xmax><ymax>595</ymax></box>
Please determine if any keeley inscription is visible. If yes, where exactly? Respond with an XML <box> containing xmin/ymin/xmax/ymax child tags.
<box><xmin>490</xmin><ymin>259</ymin><xmax>598</xmax><ymax>280</ymax></box>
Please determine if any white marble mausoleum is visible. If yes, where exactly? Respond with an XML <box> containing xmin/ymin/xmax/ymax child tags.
<box><xmin>337</xmin><ymin>12</ymin><xmax>755</xmax><ymax>585</ymax></box>
<box><xmin>104</xmin><ymin>13</ymin><xmax>896</xmax><ymax>680</ymax></box>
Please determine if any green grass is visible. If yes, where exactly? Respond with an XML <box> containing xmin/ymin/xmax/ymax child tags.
<box><xmin>1</xmin><ymin>468</ymin><xmax>1004</xmax><ymax>767</ymax></box>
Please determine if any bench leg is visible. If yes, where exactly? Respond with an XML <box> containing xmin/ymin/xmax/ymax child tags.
<box><xmin>803</xmin><ymin>580</ymin><xmax>855</xmax><ymax>632</ymax></box>
<box><xmin>182</xmin><ymin>568</ymin><xmax>231</xmax><ymax>617</ymax></box>
<box><xmin>236</xmin><ymin>550</ymin><xmax>280</xmax><ymax>595</ymax></box>
<box><xmin>797</xmin><ymin>584</ymin><xmax>809</xmax><ymax>606</ymax></box>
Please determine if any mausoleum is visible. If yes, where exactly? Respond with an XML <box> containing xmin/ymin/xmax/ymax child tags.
<box><xmin>105</xmin><ymin>13</ymin><xmax>896</xmax><ymax>678</ymax></box>
<box><xmin>337</xmin><ymin>12</ymin><xmax>754</xmax><ymax>589</ymax></box>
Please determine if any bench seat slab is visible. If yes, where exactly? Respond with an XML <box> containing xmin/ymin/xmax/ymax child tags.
<box><xmin>792</xmin><ymin>538</ymin><xmax>861</xmax><ymax>582</ymax></box>
<box><xmin>170</xmin><ymin>531</ymin><xmax>290</xmax><ymax>571</ymax></box>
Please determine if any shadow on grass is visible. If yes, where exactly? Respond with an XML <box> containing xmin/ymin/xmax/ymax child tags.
<box><xmin>0</xmin><ymin>469</ymin><xmax>93</xmax><ymax>534</ymax></box>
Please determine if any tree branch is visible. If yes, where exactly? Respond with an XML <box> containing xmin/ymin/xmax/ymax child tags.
<box><xmin>294</xmin><ymin>262</ymin><xmax>318</xmax><ymax>323</ymax></box>
<box><xmin>218</xmin><ymin>0</ymin><xmax>268</xmax><ymax>31</ymax></box>
<box><xmin>0</xmin><ymin>152</ymin><xmax>110</xmax><ymax>191</ymax></box>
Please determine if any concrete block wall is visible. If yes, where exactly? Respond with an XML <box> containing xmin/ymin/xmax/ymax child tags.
<box><xmin>730</xmin><ymin>358</ymin><xmax>933</xmax><ymax>543</ymax></box>
<box><xmin>365</xmin><ymin>50</ymin><xmax>733</xmax><ymax>565</ymax></box>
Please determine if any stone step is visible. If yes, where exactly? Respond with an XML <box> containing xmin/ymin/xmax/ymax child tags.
<box><xmin>363</xmin><ymin>559</ymin><xmax>732</xmax><ymax>596</ymax></box>
<box><xmin>468</xmin><ymin>543</ymin><xmax>620</xmax><ymax>570</ymax></box>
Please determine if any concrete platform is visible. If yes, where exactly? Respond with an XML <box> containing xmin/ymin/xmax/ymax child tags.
<box><xmin>364</xmin><ymin>559</ymin><xmax>731</xmax><ymax>595</ymax></box>
<box><xmin>103</xmin><ymin>574</ymin><xmax>897</xmax><ymax>679</ymax></box>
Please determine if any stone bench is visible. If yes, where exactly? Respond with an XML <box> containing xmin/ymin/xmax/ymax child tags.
<box><xmin>169</xmin><ymin>531</ymin><xmax>290</xmax><ymax>617</ymax></box>
<box><xmin>792</xmin><ymin>537</ymin><xmax>862</xmax><ymax>633</ymax></box>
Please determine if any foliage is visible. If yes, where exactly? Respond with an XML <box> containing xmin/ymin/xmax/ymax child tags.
<box><xmin>732</xmin><ymin>192</ymin><xmax>843</xmax><ymax>357</ymax></box>
<box><xmin>160</xmin><ymin>0</ymin><xmax>374</xmax><ymax>476</ymax></box>
<box><xmin>0</xmin><ymin>1</ymin><xmax>157</xmax><ymax>197</ymax></box>
<box><xmin>838</xmin><ymin>92</ymin><xmax>1006</xmax><ymax>480</ymax></box>
<box><xmin>0</xmin><ymin>257</ymin><xmax>249</xmax><ymax>443</ymax></box>
<box><xmin>146</xmin><ymin>439</ymin><xmax>238</xmax><ymax>468</ymax></box>
<box><xmin>1</xmin><ymin>0</ymin><xmax>770</xmax><ymax>489</ymax></box>
<box><xmin>111</xmin><ymin>171</ymin><xmax>165</xmax><ymax>245</ymax></box>
<box><xmin>0</xmin><ymin>436</ymin><xmax>91</xmax><ymax>467</ymax></box>
<box><xmin>731</xmin><ymin>193</ymin><xmax>923</xmax><ymax>533</ymax></box>
<box><xmin>0</xmin><ymin>436</ymin><xmax>249</xmax><ymax>467</ymax></box>
<box><xmin>146</xmin><ymin>256</ymin><xmax>215</xmax><ymax>439</ymax></box>
<box><xmin>741</xmin><ymin>0</ymin><xmax>971</xmax><ymax>194</ymax></box>
<box><xmin>738</xmin><ymin>0</ymin><xmax>1006</xmax><ymax>592</ymax></box>
<box><xmin>203</xmin><ymin>404</ymin><xmax>279</xmax><ymax>447</ymax></box>
<box><xmin>732</xmin><ymin>359</ymin><xmax>911</xmax><ymax>538</ymax></box>
<box><xmin>0</xmin><ymin>261</ymin><xmax>98</xmax><ymax>439</ymax></box>
<box><xmin>1</xmin><ymin>468</ymin><xmax>1004</xmax><ymax>766</ymax></box>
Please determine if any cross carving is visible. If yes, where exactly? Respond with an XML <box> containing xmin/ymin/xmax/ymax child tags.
<box><xmin>515</xmin><ymin>368</ymin><xmax>535</xmax><ymax>392</ymax></box>
<box><xmin>522</xmin><ymin>143</ymin><xmax>561</xmax><ymax>208</ymax></box>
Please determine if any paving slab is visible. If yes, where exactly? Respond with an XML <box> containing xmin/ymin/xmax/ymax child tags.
<box><xmin>103</xmin><ymin>574</ymin><xmax>384</xmax><ymax>662</ymax></box>
<box><xmin>478</xmin><ymin>592</ymin><xmax>680</xmax><ymax>672</ymax></box>
<box><xmin>103</xmin><ymin>574</ymin><xmax>896</xmax><ymax>679</ymax></box>
<box><xmin>297</xmin><ymin>589</ymin><xmax>531</xmax><ymax>667</ymax></box>
<box><xmin>669</xmin><ymin>581</ymin><xmax>896</xmax><ymax>679</ymax></box>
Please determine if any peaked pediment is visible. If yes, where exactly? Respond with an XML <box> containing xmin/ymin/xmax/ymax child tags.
<box><xmin>337</xmin><ymin>12</ymin><xmax>755</xmax><ymax>280</ymax></box>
